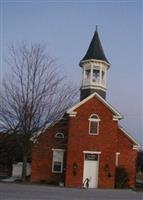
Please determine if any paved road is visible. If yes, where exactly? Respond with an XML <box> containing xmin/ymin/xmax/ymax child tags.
<box><xmin>0</xmin><ymin>183</ymin><xmax>142</xmax><ymax>200</ymax></box>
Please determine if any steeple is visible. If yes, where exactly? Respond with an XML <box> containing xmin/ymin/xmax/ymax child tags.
<box><xmin>80</xmin><ymin>28</ymin><xmax>110</xmax><ymax>65</ymax></box>
<box><xmin>80</xmin><ymin>28</ymin><xmax>110</xmax><ymax>101</ymax></box>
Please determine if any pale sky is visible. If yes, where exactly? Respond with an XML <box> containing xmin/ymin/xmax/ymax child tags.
<box><xmin>0</xmin><ymin>0</ymin><xmax>143</xmax><ymax>144</ymax></box>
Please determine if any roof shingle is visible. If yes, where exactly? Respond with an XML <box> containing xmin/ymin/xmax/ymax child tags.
<box><xmin>80</xmin><ymin>30</ymin><xmax>110</xmax><ymax>65</ymax></box>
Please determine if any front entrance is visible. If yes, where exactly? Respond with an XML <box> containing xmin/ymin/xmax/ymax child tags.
<box><xmin>83</xmin><ymin>153</ymin><xmax>99</xmax><ymax>188</ymax></box>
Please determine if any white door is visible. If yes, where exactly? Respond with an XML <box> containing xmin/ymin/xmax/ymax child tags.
<box><xmin>83</xmin><ymin>154</ymin><xmax>99</xmax><ymax>188</ymax></box>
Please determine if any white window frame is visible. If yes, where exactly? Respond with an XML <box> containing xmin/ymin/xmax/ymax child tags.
<box><xmin>88</xmin><ymin>114</ymin><xmax>100</xmax><ymax>135</ymax></box>
<box><xmin>55</xmin><ymin>132</ymin><xmax>64</xmax><ymax>139</ymax></box>
<box><xmin>52</xmin><ymin>149</ymin><xmax>65</xmax><ymax>173</ymax></box>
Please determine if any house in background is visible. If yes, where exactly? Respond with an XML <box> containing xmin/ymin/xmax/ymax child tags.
<box><xmin>31</xmin><ymin>29</ymin><xmax>140</xmax><ymax>188</ymax></box>
<box><xmin>0</xmin><ymin>134</ymin><xmax>31</xmax><ymax>181</ymax></box>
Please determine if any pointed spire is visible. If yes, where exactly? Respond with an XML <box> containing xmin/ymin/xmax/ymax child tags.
<box><xmin>80</xmin><ymin>28</ymin><xmax>110</xmax><ymax>65</ymax></box>
<box><xmin>96</xmin><ymin>25</ymin><xmax>98</xmax><ymax>32</ymax></box>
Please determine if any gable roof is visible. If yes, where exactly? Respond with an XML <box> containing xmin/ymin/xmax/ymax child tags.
<box><xmin>119</xmin><ymin>126</ymin><xmax>140</xmax><ymax>147</ymax></box>
<box><xmin>80</xmin><ymin>29</ymin><xmax>110</xmax><ymax>65</ymax></box>
<box><xmin>67</xmin><ymin>92</ymin><xmax>123</xmax><ymax>119</ymax></box>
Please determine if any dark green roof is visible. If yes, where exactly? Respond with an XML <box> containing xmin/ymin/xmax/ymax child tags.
<box><xmin>80</xmin><ymin>30</ymin><xmax>110</xmax><ymax>64</ymax></box>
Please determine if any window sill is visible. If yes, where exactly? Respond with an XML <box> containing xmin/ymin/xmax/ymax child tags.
<box><xmin>89</xmin><ymin>133</ymin><xmax>99</xmax><ymax>135</ymax></box>
<box><xmin>52</xmin><ymin>171</ymin><xmax>63</xmax><ymax>174</ymax></box>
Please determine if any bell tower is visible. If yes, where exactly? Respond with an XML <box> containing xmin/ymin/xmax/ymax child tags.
<box><xmin>80</xmin><ymin>27</ymin><xmax>110</xmax><ymax>100</ymax></box>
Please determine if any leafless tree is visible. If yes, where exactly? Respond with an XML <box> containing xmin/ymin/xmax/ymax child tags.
<box><xmin>0</xmin><ymin>43</ymin><xmax>78</xmax><ymax>181</ymax></box>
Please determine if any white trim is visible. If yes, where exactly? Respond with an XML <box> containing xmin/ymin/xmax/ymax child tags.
<box><xmin>104</xmin><ymin>68</ymin><xmax>107</xmax><ymax>87</ymax></box>
<box><xmin>88</xmin><ymin>114</ymin><xmax>101</xmax><ymax>122</ymax></box>
<box><xmin>88</xmin><ymin>118</ymin><xmax>100</xmax><ymax>122</ymax></box>
<box><xmin>90</xmin><ymin>65</ymin><xmax>93</xmax><ymax>85</ymax></box>
<box><xmin>55</xmin><ymin>132</ymin><xmax>64</xmax><ymax>139</ymax></box>
<box><xmin>69</xmin><ymin>111</ymin><xmax>77</xmax><ymax>117</ymax></box>
<box><xmin>119</xmin><ymin>127</ymin><xmax>140</xmax><ymax>148</ymax></box>
<box><xmin>81</xmin><ymin>86</ymin><xmax>107</xmax><ymax>91</ymax></box>
<box><xmin>83</xmin><ymin>151</ymin><xmax>101</xmax><ymax>154</ymax></box>
<box><xmin>88</xmin><ymin>115</ymin><xmax>100</xmax><ymax>135</ymax></box>
<box><xmin>52</xmin><ymin>149</ymin><xmax>65</xmax><ymax>174</ymax></box>
<box><xmin>133</xmin><ymin>145</ymin><xmax>140</xmax><ymax>150</ymax></box>
<box><xmin>80</xmin><ymin>59</ymin><xmax>110</xmax><ymax>68</ymax></box>
<box><xmin>67</xmin><ymin>92</ymin><xmax>123</xmax><ymax>119</ymax></box>
<box><xmin>89</xmin><ymin>120</ymin><xmax>99</xmax><ymax>135</ymax></box>
<box><xmin>99</xmin><ymin>67</ymin><xmax>102</xmax><ymax>85</ymax></box>
<box><xmin>52</xmin><ymin>149</ymin><xmax>65</xmax><ymax>152</ymax></box>
<box><xmin>83</xmin><ymin>151</ymin><xmax>100</xmax><ymax>188</ymax></box>
<box><xmin>115</xmin><ymin>152</ymin><xmax>120</xmax><ymax>166</ymax></box>
<box><xmin>113</xmin><ymin>115</ymin><xmax>121</xmax><ymax>121</ymax></box>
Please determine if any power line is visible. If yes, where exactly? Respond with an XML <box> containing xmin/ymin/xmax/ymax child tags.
<box><xmin>123</xmin><ymin>113</ymin><xmax>143</xmax><ymax>117</ymax></box>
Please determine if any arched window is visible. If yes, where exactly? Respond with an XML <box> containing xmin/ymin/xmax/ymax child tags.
<box><xmin>55</xmin><ymin>132</ymin><xmax>64</xmax><ymax>139</ymax></box>
<box><xmin>89</xmin><ymin>114</ymin><xmax>100</xmax><ymax>135</ymax></box>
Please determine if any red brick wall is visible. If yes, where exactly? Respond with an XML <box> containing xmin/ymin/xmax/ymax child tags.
<box><xmin>31</xmin><ymin>96</ymin><xmax>137</xmax><ymax>189</ymax></box>
<box><xmin>65</xmin><ymin>96</ymin><xmax>119</xmax><ymax>188</ymax></box>
<box><xmin>117</xmin><ymin>128</ymin><xmax>137</xmax><ymax>188</ymax></box>
<box><xmin>31</xmin><ymin>121</ymin><xmax>68</xmax><ymax>184</ymax></box>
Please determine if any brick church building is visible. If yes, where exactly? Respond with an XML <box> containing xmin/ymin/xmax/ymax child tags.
<box><xmin>31</xmin><ymin>29</ymin><xmax>140</xmax><ymax>188</ymax></box>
